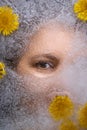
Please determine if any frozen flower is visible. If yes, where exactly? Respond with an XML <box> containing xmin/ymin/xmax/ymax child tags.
<box><xmin>48</xmin><ymin>96</ymin><xmax>74</xmax><ymax>121</ymax></box>
<box><xmin>0</xmin><ymin>62</ymin><xmax>6</xmax><ymax>79</ymax></box>
<box><xmin>0</xmin><ymin>6</ymin><xmax>19</xmax><ymax>36</ymax></box>
<box><xmin>78</xmin><ymin>103</ymin><xmax>87</xmax><ymax>128</ymax></box>
<box><xmin>74</xmin><ymin>0</ymin><xmax>87</xmax><ymax>21</ymax></box>
<box><xmin>59</xmin><ymin>120</ymin><xmax>78</xmax><ymax>130</ymax></box>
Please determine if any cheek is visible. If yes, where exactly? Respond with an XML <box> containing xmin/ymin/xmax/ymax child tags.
<box><xmin>59</xmin><ymin>57</ymin><xmax>87</xmax><ymax>104</ymax></box>
<box><xmin>22</xmin><ymin>72</ymin><xmax>69</xmax><ymax>99</ymax></box>
<box><xmin>22</xmin><ymin>75</ymin><xmax>55</xmax><ymax>93</ymax></box>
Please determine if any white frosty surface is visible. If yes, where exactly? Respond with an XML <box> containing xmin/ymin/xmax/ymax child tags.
<box><xmin>0</xmin><ymin>0</ymin><xmax>87</xmax><ymax>130</ymax></box>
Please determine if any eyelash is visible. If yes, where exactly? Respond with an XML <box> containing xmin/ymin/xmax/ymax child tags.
<box><xmin>32</xmin><ymin>61</ymin><xmax>55</xmax><ymax>70</ymax></box>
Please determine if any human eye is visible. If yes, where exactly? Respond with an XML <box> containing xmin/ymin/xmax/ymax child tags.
<box><xmin>29</xmin><ymin>55</ymin><xmax>60</xmax><ymax>73</ymax></box>
<box><xmin>32</xmin><ymin>60</ymin><xmax>55</xmax><ymax>70</ymax></box>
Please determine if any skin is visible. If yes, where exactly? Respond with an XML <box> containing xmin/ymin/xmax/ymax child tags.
<box><xmin>17</xmin><ymin>24</ymin><xmax>80</xmax><ymax>97</ymax></box>
<box><xmin>17</xmin><ymin>25</ymin><xmax>74</xmax><ymax>77</ymax></box>
<box><xmin>1</xmin><ymin>24</ymin><xmax>87</xmax><ymax>130</ymax></box>
<box><xmin>17</xmin><ymin>24</ymin><xmax>74</xmax><ymax>94</ymax></box>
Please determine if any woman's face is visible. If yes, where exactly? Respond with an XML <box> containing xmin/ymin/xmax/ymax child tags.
<box><xmin>17</xmin><ymin>24</ymin><xmax>87</xmax><ymax>103</ymax></box>
<box><xmin>14</xmin><ymin>24</ymin><xmax>87</xmax><ymax>130</ymax></box>
<box><xmin>17</xmin><ymin>25</ymin><xmax>73</xmax><ymax>77</ymax></box>
<box><xmin>17</xmin><ymin>24</ymin><xmax>74</xmax><ymax>93</ymax></box>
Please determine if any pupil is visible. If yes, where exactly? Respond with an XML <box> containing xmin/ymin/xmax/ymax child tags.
<box><xmin>36</xmin><ymin>62</ymin><xmax>49</xmax><ymax>68</ymax></box>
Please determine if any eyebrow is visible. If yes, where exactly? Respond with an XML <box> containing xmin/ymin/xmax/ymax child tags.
<box><xmin>31</xmin><ymin>53</ymin><xmax>59</xmax><ymax>61</ymax></box>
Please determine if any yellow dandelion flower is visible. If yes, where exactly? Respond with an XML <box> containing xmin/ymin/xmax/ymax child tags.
<box><xmin>78</xmin><ymin>103</ymin><xmax>87</xmax><ymax>128</ymax></box>
<box><xmin>74</xmin><ymin>0</ymin><xmax>87</xmax><ymax>21</ymax></box>
<box><xmin>59</xmin><ymin>120</ymin><xmax>78</xmax><ymax>130</ymax></box>
<box><xmin>48</xmin><ymin>96</ymin><xmax>74</xmax><ymax>121</ymax></box>
<box><xmin>0</xmin><ymin>6</ymin><xmax>19</xmax><ymax>36</ymax></box>
<box><xmin>0</xmin><ymin>62</ymin><xmax>6</xmax><ymax>79</ymax></box>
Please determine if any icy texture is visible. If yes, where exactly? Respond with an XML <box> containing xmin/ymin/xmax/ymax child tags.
<box><xmin>0</xmin><ymin>0</ymin><xmax>87</xmax><ymax>130</ymax></box>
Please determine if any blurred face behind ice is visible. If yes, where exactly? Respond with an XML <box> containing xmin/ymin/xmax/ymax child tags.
<box><xmin>17</xmin><ymin>23</ymin><xmax>87</xmax><ymax>105</ymax></box>
<box><xmin>1</xmin><ymin>23</ymin><xmax>87</xmax><ymax>130</ymax></box>
<box><xmin>16</xmin><ymin>23</ymin><xmax>87</xmax><ymax>130</ymax></box>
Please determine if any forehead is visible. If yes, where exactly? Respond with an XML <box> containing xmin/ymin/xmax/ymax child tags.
<box><xmin>27</xmin><ymin>24</ymin><xmax>74</xmax><ymax>57</ymax></box>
